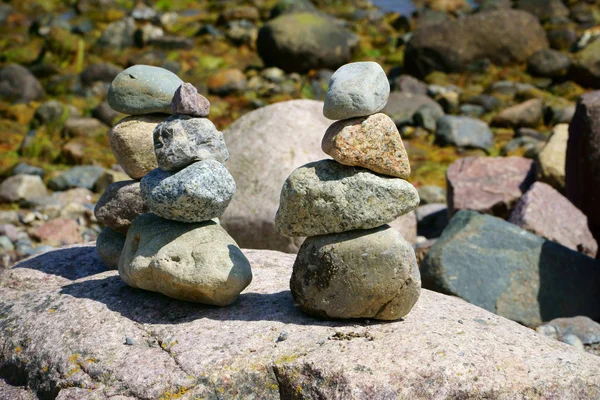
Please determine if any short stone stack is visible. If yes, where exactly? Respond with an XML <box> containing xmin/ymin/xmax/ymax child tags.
<box><xmin>275</xmin><ymin>62</ymin><xmax>422</xmax><ymax>320</ymax></box>
<box><xmin>95</xmin><ymin>65</ymin><xmax>252</xmax><ymax>306</ymax></box>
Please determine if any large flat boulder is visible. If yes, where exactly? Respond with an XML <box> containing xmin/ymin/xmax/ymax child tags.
<box><xmin>404</xmin><ymin>10</ymin><xmax>548</xmax><ymax>77</ymax></box>
<box><xmin>1</xmin><ymin>245</ymin><xmax>600</xmax><ymax>398</ymax></box>
<box><xmin>421</xmin><ymin>210</ymin><xmax>600</xmax><ymax>327</ymax></box>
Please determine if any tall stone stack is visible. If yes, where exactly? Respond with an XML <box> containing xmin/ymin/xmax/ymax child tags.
<box><xmin>95</xmin><ymin>65</ymin><xmax>252</xmax><ymax>306</ymax></box>
<box><xmin>275</xmin><ymin>62</ymin><xmax>422</xmax><ymax>320</ymax></box>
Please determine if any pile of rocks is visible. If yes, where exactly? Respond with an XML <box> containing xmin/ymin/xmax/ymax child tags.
<box><xmin>275</xmin><ymin>62</ymin><xmax>421</xmax><ymax>320</ymax></box>
<box><xmin>95</xmin><ymin>65</ymin><xmax>252</xmax><ymax>306</ymax></box>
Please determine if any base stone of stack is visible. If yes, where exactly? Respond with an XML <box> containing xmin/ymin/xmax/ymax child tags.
<box><xmin>140</xmin><ymin>160</ymin><xmax>235</xmax><ymax>223</ymax></box>
<box><xmin>96</xmin><ymin>226</ymin><xmax>126</xmax><ymax>270</ymax></box>
<box><xmin>2</xmin><ymin>245</ymin><xmax>600</xmax><ymax>399</ymax></box>
<box><xmin>291</xmin><ymin>225</ymin><xmax>421</xmax><ymax>320</ymax></box>
<box><xmin>119</xmin><ymin>213</ymin><xmax>252</xmax><ymax>306</ymax></box>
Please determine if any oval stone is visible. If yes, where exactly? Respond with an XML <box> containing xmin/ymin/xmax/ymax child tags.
<box><xmin>275</xmin><ymin>159</ymin><xmax>419</xmax><ymax>237</ymax></box>
<box><xmin>290</xmin><ymin>225</ymin><xmax>421</xmax><ymax>320</ymax></box>
<box><xmin>108</xmin><ymin>65</ymin><xmax>183</xmax><ymax>115</ymax></box>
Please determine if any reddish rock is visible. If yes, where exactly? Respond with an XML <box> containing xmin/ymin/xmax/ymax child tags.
<box><xmin>31</xmin><ymin>218</ymin><xmax>81</xmax><ymax>246</ymax></box>
<box><xmin>566</xmin><ymin>91</ymin><xmax>600</xmax><ymax>248</ymax></box>
<box><xmin>447</xmin><ymin>156</ymin><xmax>536</xmax><ymax>218</ymax></box>
<box><xmin>509</xmin><ymin>182</ymin><xmax>597</xmax><ymax>258</ymax></box>
<box><xmin>388</xmin><ymin>210</ymin><xmax>417</xmax><ymax>244</ymax></box>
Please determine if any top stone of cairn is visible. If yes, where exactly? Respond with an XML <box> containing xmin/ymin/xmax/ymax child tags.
<box><xmin>108</xmin><ymin>65</ymin><xmax>183</xmax><ymax>115</ymax></box>
<box><xmin>323</xmin><ymin>61</ymin><xmax>390</xmax><ymax>120</ymax></box>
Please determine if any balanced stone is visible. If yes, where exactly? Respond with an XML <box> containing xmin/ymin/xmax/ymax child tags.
<box><xmin>321</xmin><ymin>113</ymin><xmax>410</xmax><ymax>178</ymax></box>
<box><xmin>153</xmin><ymin>115</ymin><xmax>229</xmax><ymax>172</ymax></box>
<box><xmin>323</xmin><ymin>62</ymin><xmax>390</xmax><ymax>120</ymax></box>
<box><xmin>96</xmin><ymin>227</ymin><xmax>126</xmax><ymax>270</ymax></box>
<box><xmin>109</xmin><ymin>115</ymin><xmax>163</xmax><ymax>179</ymax></box>
<box><xmin>290</xmin><ymin>225</ymin><xmax>421</xmax><ymax>320</ymax></box>
<box><xmin>107</xmin><ymin>65</ymin><xmax>183</xmax><ymax>115</ymax></box>
<box><xmin>94</xmin><ymin>180</ymin><xmax>149</xmax><ymax>234</ymax></box>
<box><xmin>276</xmin><ymin>160</ymin><xmax>419</xmax><ymax>237</ymax></box>
<box><xmin>171</xmin><ymin>83</ymin><xmax>210</xmax><ymax>117</ymax></box>
<box><xmin>141</xmin><ymin>160</ymin><xmax>235</xmax><ymax>223</ymax></box>
<box><xmin>119</xmin><ymin>214</ymin><xmax>252</xmax><ymax>305</ymax></box>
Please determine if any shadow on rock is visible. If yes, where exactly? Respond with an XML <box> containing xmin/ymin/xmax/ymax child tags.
<box><xmin>59</xmin><ymin>274</ymin><xmax>363</xmax><ymax>328</ymax></box>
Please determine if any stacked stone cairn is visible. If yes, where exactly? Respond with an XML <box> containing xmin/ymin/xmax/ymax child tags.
<box><xmin>94</xmin><ymin>65</ymin><xmax>252</xmax><ymax>306</ymax></box>
<box><xmin>275</xmin><ymin>62</ymin><xmax>421</xmax><ymax>320</ymax></box>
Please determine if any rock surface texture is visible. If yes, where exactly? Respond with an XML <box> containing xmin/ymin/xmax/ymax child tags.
<box><xmin>276</xmin><ymin>160</ymin><xmax>419</xmax><ymax>237</ymax></box>
<box><xmin>1</xmin><ymin>245</ymin><xmax>600</xmax><ymax>399</ymax></box>
<box><xmin>421</xmin><ymin>210</ymin><xmax>600</xmax><ymax>327</ymax></box>
<box><xmin>94</xmin><ymin>180</ymin><xmax>149</xmax><ymax>234</ymax></box>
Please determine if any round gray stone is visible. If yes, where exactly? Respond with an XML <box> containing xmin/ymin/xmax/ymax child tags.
<box><xmin>94</xmin><ymin>180</ymin><xmax>149</xmax><ymax>234</ymax></box>
<box><xmin>119</xmin><ymin>213</ymin><xmax>252</xmax><ymax>305</ymax></box>
<box><xmin>323</xmin><ymin>62</ymin><xmax>390</xmax><ymax>120</ymax></box>
<box><xmin>96</xmin><ymin>227</ymin><xmax>126</xmax><ymax>270</ymax></box>
<box><xmin>275</xmin><ymin>159</ymin><xmax>419</xmax><ymax>237</ymax></box>
<box><xmin>107</xmin><ymin>65</ymin><xmax>183</xmax><ymax>115</ymax></box>
<box><xmin>140</xmin><ymin>160</ymin><xmax>236</xmax><ymax>223</ymax></box>
<box><xmin>153</xmin><ymin>115</ymin><xmax>229</xmax><ymax>172</ymax></box>
<box><xmin>290</xmin><ymin>224</ymin><xmax>421</xmax><ymax>320</ymax></box>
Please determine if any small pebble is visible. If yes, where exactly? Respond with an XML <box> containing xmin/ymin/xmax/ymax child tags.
<box><xmin>125</xmin><ymin>337</ymin><xmax>135</xmax><ymax>345</ymax></box>
<box><xmin>276</xmin><ymin>330</ymin><xmax>289</xmax><ymax>342</ymax></box>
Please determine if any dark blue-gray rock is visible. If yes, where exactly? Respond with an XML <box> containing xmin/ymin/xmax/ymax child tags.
<box><xmin>527</xmin><ymin>49</ymin><xmax>571</xmax><ymax>78</ymax></box>
<box><xmin>0</xmin><ymin>64</ymin><xmax>44</xmax><ymax>103</ymax></box>
<box><xmin>291</xmin><ymin>225</ymin><xmax>421</xmax><ymax>320</ymax></box>
<box><xmin>48</xmin><ymin>166</ymin><xmax>106</xmax><ymax>192</ymax></box>
<box><xmin>275</xmin><ymin>160</ymin><xmax>419</xmax><ymax>237</ymax></box>
<box><xmin>140</xmin><ymin>160</ymin><xmax>236</xmax><ymax>223</ymax></box>
<box><xmin>96</xmin><ymin>17</ymin><xmax>135</xmax><ymax>49</ymax></box>
<box><xmin>459</xmin><ymin>104</ymin><xmax>485</xmax><ymax>118</ymax></box>
<box><xmin>416</xmin><ymin>203</ymin><xmax>448</xmax><ymax>239</ymax></box>
<box><xmin>435</xmin><ymin>116</ymin><xmax>493</xmax><ymax>151</ymax></box>
<box><xmin>421</xmin><ymin>210</ymin><xmax>600</xmax><ymax>327</ymax></box>
<box><xmin>96</xmin><ymin>227</ymin><xmax>125</xmax><ymax>270</ymax></box>
<box><xmin>323</xmin><ymin>62</ymin><xmax>390</xmax><ymax>120</ymax></box>
<box><xmin>94</xmin><ymin>180</ymin><xmax>149</xmax><ymax>234</ymax></box>
<box><xmin>153</xmin><ymin>115</ymin><xmax>228</xmax><ymax>172</ymax></box>
<box><xmin>465</xmin><ymin>94</ymin><xmax>502</xmax><ymax>112</ymax></box>
<box><xmin>382</xmin><ymin>92</ymin><xmax>443</xmax><ymax>128</ymax></box>
<box><xmin>257</xmin><ymin>12</ymin><xmax>358</xmax><ymax>73</ymax></box>
<box><xmin>500</xmin><ymin>136</ymin><xmax>543</xmax><ymax>157</ymax></box>
<box><xmin>11</xmin><ymin>163</ymin><xmax>44</xmax><ymax>178</ymax></box>
<box><xmin>80</xmin><ymin>63</ymin><xmax>122</xmax><ymax>86</ymax></box>
<box><xmin>404</xmin><ymin>10</ymin><xmax>548</xmax><ymax>77</ymax></box>
<box><xmin>107</xmin><ymin>65</ymin><xmax>183</xmax><ymax>115</ymax></box>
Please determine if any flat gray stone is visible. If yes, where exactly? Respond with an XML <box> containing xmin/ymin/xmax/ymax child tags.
<box><xmin>96</xmin><ymin>227</ymin><xmax>125</xmax><ymax>270</ymax></box>
<box><xmin>107</xmin><ymin>65</ymin><xmax>183</xmax><ymax>115</ymax></box>
<box><xmin>141</xmin><ymin>160</ymin><xmax>236</xmax><ymax>223</ymax></box>
<box><xmin>153</xmin><ymin>115</ymin><xmax>229</xmax><ymax>172</ymax></box>
<box><xmin>2</xmin><ymin>245</ymin><xmax>600</xmax><ymax>398</ymax></box>
<box><xmin>291</xmin><ymin>225</ymin><xmax>421</xmax><ymax>320</ymax></box>
<box><xmin>276</xmin><ymin>160</ymin><xmax>419</xmax><ymax>237</ymax></box>
<box><xmin>94</xmin><ymin>180</ymin><xmax>149</xmax><ymax>234</ymax></box>
<box><xmin>120</xmin><ymin>214</ymin><xmax>252</xmax><ymax>305</ymax></box>
<box><xmin>435</xmin><ymin>115</ymin><xmax>494</xmax><ymax>151</ymax></box>
<box><xmin>323</xmin><ymin>62</ymin><xmax>390</xmax><ymax>120</ymax></box>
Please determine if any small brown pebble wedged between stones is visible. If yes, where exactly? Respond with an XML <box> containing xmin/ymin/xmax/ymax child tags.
<box><xmin>171</xmin><ymin>83</ymin><xmax>210</xmax><ymax>117</ymax></box>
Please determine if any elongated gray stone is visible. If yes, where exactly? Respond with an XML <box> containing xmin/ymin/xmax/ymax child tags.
<box><xmin>323</xmin><ymin>62</ymin><xmax>390</xmax><ymax>120</ymax></box>
<box><xmin>291</xmin><ymin>225</ymin><xmax>421</xmax><ymax>320</ymax></box>
<box><xmin>140</xmin><ymin>160</ymin><xmax>236</xmax><ymax>223</ymax></box>
<box><xmin>107</xmin><ymin>65</ymin><xmax>183</xmax><ymax>115</ymax></box>
<box><xmin>153</xmin><ymin>115</ymin><xmax>229</xmax><ymax>172</ymax></box>
<box><xmin>275</xmin><ymin>160</ymin><xmax>419</xmax><ymax>237</ymax></box>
